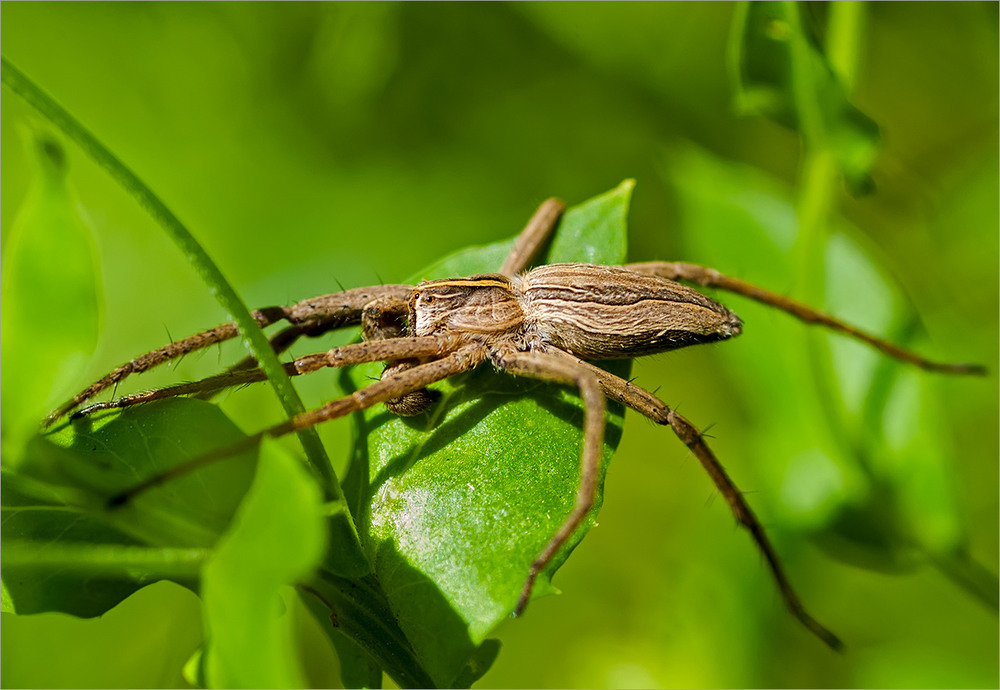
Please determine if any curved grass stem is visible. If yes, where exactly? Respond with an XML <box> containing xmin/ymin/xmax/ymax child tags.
<box><xmin>0</xmin><ymin>58</ymin><xmax>343</xmax><ymax>505</ymax></box>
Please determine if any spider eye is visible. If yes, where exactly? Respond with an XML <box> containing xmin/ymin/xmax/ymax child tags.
<box><xmin>423</xmin><ymin>295</ymin><xmax>433</xmax><ymax>304</ymax></box>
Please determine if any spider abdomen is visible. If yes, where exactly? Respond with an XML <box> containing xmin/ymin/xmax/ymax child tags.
<box><xmin>522</xmin><ymin>263</ymin><xmax>742</xmax><ymax>360</ymax></box>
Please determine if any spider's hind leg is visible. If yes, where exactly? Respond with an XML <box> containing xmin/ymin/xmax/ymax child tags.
<box><xmin>499</xmin><ymin>198</ymin><xmax>565</xmax><ymax>276</ymax></box>
<box><xmin>488</xmin><ymin>345</ymin><xmax>606</xmax><ymax>617</ymax></box>
<box><xmin>541</xmin><ymin>348</ymin><xmax>844</xmax><ymax>651</ymax></box>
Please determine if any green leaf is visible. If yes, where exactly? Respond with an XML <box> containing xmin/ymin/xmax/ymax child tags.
<box><xmin>202</xmin><ymin>439</ymin><xmax>327</xmax><ymax>689</ymax></box>
<box><xmin>729</xmin><ymin>1</ymin><xmax>880</xmax><ymax>193</ymax></box>
<box><xmin>1</xmin><ymin>131</ymin><xmax>102</xmax><ymax>456</ymax></box>
<box><xmin>1</xmin><ymin>479</ymin><xmax>157</xmax><ymax>618</ymax></box>
<box><xmin>343</xmin><ymin>181</ymin><xmax>634</xmax><ymax>687</ymax></box>
<box><xmin>1</xmin><ymin>399</ymin><xmax>256</xmax><ymax>617</ymax></box>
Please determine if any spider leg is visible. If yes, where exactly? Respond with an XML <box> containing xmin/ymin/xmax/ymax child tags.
<box><xmin>110</xmin><ymin>341</ymin><xmax>487</xmax><ymax>505</ymax></box>
<box><xmin>665</xmin><ymin>409</ymin><xmax>843</xmax><ymax>651</ymax></box>
<box><xmin>488</xmin><ymin>345</ymin><xmax>606</xmax><ymax>618</ymax></box>
<box><xmin>499</xmin><ymin>198</ymin><xmax>566</xmax><ymax>276</ymax></box>
<box><xmin>626</xmin><ymin>261</ymin><xmax>985</xmax><ymax>375</ymax></box>
<box><xmin>196</xmin><ymin>295</ymin><xmax>413</xmax><ymax>401</ymax></box>
<box><xmin>44</xmin><ymin>284</ymin><xmax>413</xmax><ymax>426</ymax></box>
<box><xmin>540</xmin><ymin>348</ymin><xmax>844</xmax><ymax>651</ymax></box>
<box><xmin>193</xmin><ymin>324</ymin><xmax>315</xmax><ymax>401</ymax></box>
<box><xmin>361</xmin><ymin>297</ymin><xmax>442</xmax><ymax>416</ymax></box>
<box><xmin>73</xmin><ymin>335</ymin><xmax>463</xmax><ymax>418</ymax></box>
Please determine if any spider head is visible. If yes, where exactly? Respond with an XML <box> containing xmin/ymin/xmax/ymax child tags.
<box><xmin>410</xmin><ymin>274</ymin><xmax>525</xmax><ymax>337</ymax></box>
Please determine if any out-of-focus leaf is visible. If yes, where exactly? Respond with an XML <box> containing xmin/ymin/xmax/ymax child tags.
<box><xmin>343</xmin><ymin>181</ymin><xmax>633</xmax><ymax>687</ymax></box>
<box><xmin>729</xmin><ymin>1</ymin><xmax>880</xmax><ymax>193</ymax></box>
<box><xmin>202</xmin><ymin>439</ymin><xmax>326</xmax><ymax>689</ymax></box>
<box><xmin>1</xmin><ymin>468</ymin><xmax>157</xmax><ymax>617</ymax></box>
<box><xmin>663</xmin><ymin>145</ymin><xmax>970</xmax><ymax>573</ymax></box>
<box><xmin>1</xmin><ymin>131</ymin><xmax>102</xmax><ymax>455</ymax></box>
<box><xmin>1</xmin><ymin>399</ymin><xmax>256</xmax><ymax>617</ymax></box>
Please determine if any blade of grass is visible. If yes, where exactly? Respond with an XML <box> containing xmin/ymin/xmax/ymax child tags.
<box><xmin>0</xmin><ymin>59</ymin><xmax>344</xmax><ymax>508</ymax></box>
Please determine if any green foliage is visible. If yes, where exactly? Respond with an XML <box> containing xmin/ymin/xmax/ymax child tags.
<box><xmin>2</xmin><ymin>3</ymin><xmax>996</xmax><ymax>688</ymax></box>
<box><xmin>1</xmin><ymin>171</ymin><xmax>635</xmax><ymax>687</ymax></box>
<box><xmin>201</xmin><ymin>440</ymin><xmax>326</xmax><ymax>688</ymax></box>
<box><xmin>1</xmin><ymin>132</ymin><xmax>101</xmax><ymax>451</ymax></box>
<box><xmin>666</xmin><ymin>148</ymin><xmax>994</xmax><ymax>608</ymax></box>
<box><xmin>730</xmin><ymin>2</ymin><xmax>880</xmax><ymax>193</ymax></box>
<box><xmin>3</xmin><ymin>400</ymin><xmax>256</xmax><ymax>617</ymax></box>
<box><xmin>1</xmin><ymin>55</ymin><xmax>336</xmax><ymax>499</ymax></box>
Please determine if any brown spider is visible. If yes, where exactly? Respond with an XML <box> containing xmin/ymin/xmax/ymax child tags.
<box><xmin>45</xmin><ymin>198</ymin><xmax>984</xmax><ymax>651</ymax></box>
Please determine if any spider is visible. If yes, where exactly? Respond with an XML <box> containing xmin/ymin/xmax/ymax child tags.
<box><xmin>45</xmin><ymin>197</ymin><xmax>984</xmax><ymax>652</ymax></box>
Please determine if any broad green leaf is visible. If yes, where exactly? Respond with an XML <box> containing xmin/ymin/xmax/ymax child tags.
<box><xmin>729</xmin><ymin>2</ymin><xmax>880</xmax><ymax>193</ymax></box>
<box><xmin>1</xmin><ymin>131</ymin><xmax>102</xmax><ymax>456</ymax></box>
<box><xmin>202</xmin><ymin>439</ymin><xmax>326</xmax><ymax>689</ymax></box>
<box><xmin>1</xmin><ymin>472</ymin><xmax>157</xmax><ymax>617</ymax></box>
<box><xmin>1</xmin><ymin>399</ymin><xmax>256</xmax><ymax>617</ymax></box>
<box><xmin>343</xmin><ymin>181</ymin><xmax>634</xmax><ymax>687</ymax></box>
<box><xmin>1</xmin><ymin>537</ymin><xmax>205</xmax><ymax>616</ymax></box>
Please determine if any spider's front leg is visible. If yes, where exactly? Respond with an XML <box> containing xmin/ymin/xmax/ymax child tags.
<box><xmin>45</xmin><ymin>284</ymin><xmax>413</xmax><ymax>425</ymax></box>
<box><xmin>194</xmin><ymin>304</ymin><xmax>402</xmax><ymax>401</ymax></box>
<box><xmin>71</xmin><ymin>335</ymin><xmax>461</xmax><ymax>417</ymax></box>
<box><xmin>110</xmin><ymin>339</ymin><xmax>486</xmax><ymax>504</ymax></box>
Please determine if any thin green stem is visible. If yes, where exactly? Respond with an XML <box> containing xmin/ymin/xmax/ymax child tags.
<box><xmin>2</xmin><ymin>541</ymin><xmax>206</xmax><ymax>578</ymax></box>
<box><xmin>782</xmin><ymin>2</ymin><xmax>869</xmax><ymax>454</ymax></box>
<box><xmin>784</xmin><ymin>2</ymin><xmax>828</xmax><ymax>152</ymax></box>
<box><xmin>1</xmin><ymin>58</ymin><xmax>339</xmax><ymax>499</ymax></box>
<box><xmin>826</xmin><ymin>1</ymin><xmax>865</xmax><ymax>92</ymax></box>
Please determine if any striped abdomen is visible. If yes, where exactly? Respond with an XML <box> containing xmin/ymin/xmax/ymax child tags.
<box><xmin>522</xmin><ymin>263</ymin><xmax>742</xmax><ymax>359</ymax></box>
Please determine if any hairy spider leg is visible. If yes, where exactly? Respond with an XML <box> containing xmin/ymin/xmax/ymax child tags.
<box><xmin>109</xmin><ymin>341</ymin><xmax>485</xmax><ymax>505</ymax></box>
<box><xmin>487</xmin><ymin>345</ymin><xmax>606</xmax><ymax>617</ymax></box>
<box><xmin>540</xmin><ymin>347</ymin><xmax>844</xmax><ymax>651</ymax></box>
<box><xmin>196</xmin><ymin>297</ymin><xmax>413</xmax><ymax>401</ymax></box>
<box><xmin>500</xmin><ymin>198</ymin><xmax>566</xmax><ymax>276</ymax></box>
<box><xmin>626</xmin><ymin>262</ymin><xmax>986</xmax><ymax>376</ymax></box>
<box><xmin>45</xmin><ymin>284</ymin><xmax>413</xmax><ymax>425</ymax></box>
<box><xmin>73</xmin><ymin>336</ymin><xmax>463</xmax><ymax>418</ymax></box>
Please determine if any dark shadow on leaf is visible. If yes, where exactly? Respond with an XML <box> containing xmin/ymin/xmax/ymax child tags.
<box><xmin>372</xmin><ymin>538</ymin><xmax>502</xmax><ymax>687</ymax></box>
<box><xmin>305</xmin><ymin>563</ymin><xmax>498</xmax><ymax>688</ymax></box>
<box><xmin>363</xmin><ymin>369</ymin><xmax>623</xmax><ymax>504</ymax></box>
<box><xmin>1</xmin><ymin>398</ymin><xmax>256</xmax><ymax>619</ymax></box>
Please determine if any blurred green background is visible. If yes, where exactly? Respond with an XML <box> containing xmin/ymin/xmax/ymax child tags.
<box><xmin>2</xmin><ymin>2</ymin><xmax>997</xmax><ymax>688</ymax></box>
